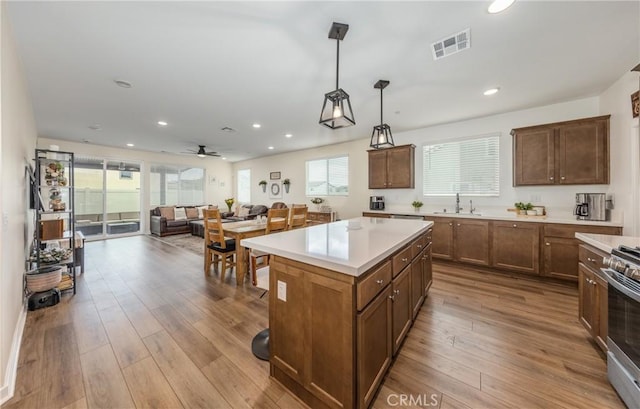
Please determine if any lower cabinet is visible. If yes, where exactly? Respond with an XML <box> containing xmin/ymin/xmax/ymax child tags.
<box><xmin>391</xmin><ymin>267</ymin><xmax>412</xmax><ymax>355</ymax></box>
<box><xmin>431</xmin><ymin>217</ymin><xmax>454</xmax><ymax>260</ymax></box>
<box><xmin>578</xmin><ymin>243</ymin><xmax>609</xmax><ymax>352</ymax></box>
<box><xmin>492</xmin><ymin>221</ymin><xmax>539</xmax><ymax>275</ymax></box>
<box><xmin>454</xmin><ymin>219</ymin><xmax>490</xmax><ymax>266</ymax></box>
<box><xmin>422</xmin><ymin>242</ymin><xmax>433</xmax><ymax>294</ymax></box>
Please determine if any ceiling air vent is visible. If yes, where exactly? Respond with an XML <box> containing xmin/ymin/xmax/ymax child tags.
<box><xmin>431</xmin><ymin>28</ymin><xmax>471</xmax><ymax>60</ymax></box>
<box><xmin>220</xmin><ymin>127</ymin><xmax>235</xmax><ymax>132</ymax></box>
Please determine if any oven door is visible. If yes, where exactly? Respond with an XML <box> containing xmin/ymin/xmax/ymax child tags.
<box><xmin>602</xmin><ymin>268</ymin><xmax>640</xmax><ymax>407</ymax></box>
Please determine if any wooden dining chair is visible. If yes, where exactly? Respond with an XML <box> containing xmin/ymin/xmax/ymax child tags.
<box><xmin>203</xmin><ymin>208</ymin><xmax>236</xmax><ymax>281</ymax></box>
<box><xmin>249</xmin><ymin>207</ymin><xmax>289</xmax><ymax>286</ymax></box>
<box><xmin>288</xmin><ymin>205</ymin><xmax>308</xmax><ymax>230</ymax></box>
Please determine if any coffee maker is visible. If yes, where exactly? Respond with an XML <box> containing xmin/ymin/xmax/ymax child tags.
<box><xmin>370</xmin><ymin>196</ymin><xmax>385</xmax><ymax>210</ymax></box>
<box><xmin>574</xmin><ymin>193</ymin><xmax>610</xmax><ymax>221</ymax></box>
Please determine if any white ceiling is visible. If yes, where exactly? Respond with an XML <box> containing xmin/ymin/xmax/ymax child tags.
<box><xmin>7</xmin><ymin>1</ymin><xmax>640</xmax><ymax>162</ymax></box>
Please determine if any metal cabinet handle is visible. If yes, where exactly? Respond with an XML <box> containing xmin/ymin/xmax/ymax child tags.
<box><xmin>513</xmin><ymin>224</ymin><xmax>517</xmax><ymax>228</ymax></box>
<box><xmin>389</xmin><ymin>295</ymin><xmax>395</xmax><ymax>301</ymax></box>
<box><xmin>549</xmin><ymin>176</ymin><xmax>554</xmax><ymax>180</ymax></box>
<box><xmin>449</xmin><ymin>222</ymin><xmax>453</xmax><ymax>226</ymax></box>
<box><xmin>394</xmin><ymin>289</ymin><xmax>400</xmax><ymax>295</ymax></box>
<box><xmin>417</xmin><ymin>244</ymin><xmax>422</xmax><ymax>248</ymax></box>
<box><xmin>561</xmin><ymin>176</ymin><xmax>565</xmax><ymax>180</ymax></box>
<box><xmin>457</xmin><ymin>223</ymin><xmax>461</xmax><ymax>227</ymax></box>
<box><xmin>587</xmin><ymin>257</ymin><xmax>592</xmax><ymax>262</ymax></box>
<box><xmin>376</xmin><ymin>279</ymin><xmax>384</xmax><ymax>285</ymax></box>
<box><xmin>401</xmin><ymin>258</ymin><xmax>408</xmax><ymax>262</ymax></box>
<box><xmin>545</xmin><ymin>242</ymin><xmax>550</xmax><ymax>246</ymax></box>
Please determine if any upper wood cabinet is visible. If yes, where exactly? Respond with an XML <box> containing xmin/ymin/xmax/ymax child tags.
<box><xmin>368</xmin><ymin>144</ymin><xmax>415</xmax><ymax>189</ymax></box>
<box><xmin>512</xmin><ymin>115</ymin><xmax>610</xmax><ymax>186</ymax></box>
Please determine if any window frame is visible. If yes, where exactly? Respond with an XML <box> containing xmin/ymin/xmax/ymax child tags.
<box><xmin>305</xmin><ymin>154</ymin><xmax>349</xmax><ymax>197</ymax></box>
<box><xmin>150</xmin><ymin>164</ymin><xmax>206</xmax><ymax>206</ymax></box>
<box><xmin>237</xmin><ymin>168</ymin><xmax>251</xmax><ymax>204</ymax></box>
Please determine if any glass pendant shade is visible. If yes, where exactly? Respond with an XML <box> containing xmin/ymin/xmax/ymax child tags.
<box><xmin>320</xmin><ymin>89</ymin><xmax>355</xmax><ymax>129</ymax></box>
<box><xmin>370</xmin><ymin>124</ymin><xmax>394</xmax><ymax>149</ymax></box>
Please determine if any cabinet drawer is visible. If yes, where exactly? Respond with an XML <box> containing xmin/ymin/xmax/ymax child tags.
<box><xmin>425</xmin><ymin>228</ymin><xmax>433</xmax><ymax>243</ymax></box>
<box><xmin>392</xmin><ymin>246</ymin><xmax>412</xmax><ymax>277</ymax></box>
<box><xmin>579</xmin><ymin>244</ymin><xmax>608</xmax><ymax>272</ymax></box>
<box><xmin>544</xmin><ymin>224</ymin><xmax>622</xmax><ymax>238</ymax></box>
<box><xmin>357</xmin><ymin>261</ymin><xmax>392</xmax><ymax>311</ymax></box>
<box><xmin>411</xmin><ymin>235</ymin><xmax>427</xmax><ymax>260</ymax></box>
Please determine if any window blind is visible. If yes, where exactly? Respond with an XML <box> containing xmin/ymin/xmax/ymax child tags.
<box><xmin>422</xmin><ymin>134</ymin><xmax>500</xmax><ymax>196</ymax></box>
<box><xmin>306</xmin><ymin>155</ymin><xmax>349</xmax><ymax>196</ymax></box>
<box><xmin>237</xmin><ymin>169</ymin><xmax>251</xmax><ymax>203</ymax></box>
<box><xmin>150</xmin><ymin>164</ymin><xmax>205</xmax><ymax>205</ymax></box>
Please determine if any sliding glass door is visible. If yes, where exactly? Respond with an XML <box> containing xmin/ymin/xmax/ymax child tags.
<box><xmin>75</xmin><ymin>157</ymin><xmax>142</xmax><ymax>239</ymax></box>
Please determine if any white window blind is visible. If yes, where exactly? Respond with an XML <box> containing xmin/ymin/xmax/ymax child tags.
<box><xmin>422</xmin><ymin>134</ymin><xmax>499</xmax><ymax>196</ymax></box>
<box><xmin>150</xmin><ymin>164</ymin><xmax>205</xmax><ymax>205</ymax></box>
<box><xmin>306</xmin><ymin>156</ymin><xmax>349</xmax><ymax>196</ymax></box>
<box><xmin>237</xmin><ymin>169</ymin><xmax>251</xmax><ymax>203</ymax></box>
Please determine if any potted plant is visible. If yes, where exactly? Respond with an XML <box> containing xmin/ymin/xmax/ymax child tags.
<box><xmin>259</xmin><ymin>180</ymin><xmax>267</xmax><ymax>192</ymax></box>
<box><xmin>283</xmin><ymin>178</ymin><xmax>290</xmax><ymax>193</ymax></box>
<box><xmin>411</xmin><ymin>200</ymin><xmax>423</xmax><ymax>213</ymax></box>
<box><xmin>224</xmin><ymin>197</ymin><xmax>235</xmax><ymax>213</ymax></box>
<box><xmin>514</xmin><ymin>202</ymin><xmax>533</xmax><ymax>215</ymax></box>
<box><xmin>310</xmin><ymin>197</ymin><xmax>324</xmax><ymax>211</ymax></box>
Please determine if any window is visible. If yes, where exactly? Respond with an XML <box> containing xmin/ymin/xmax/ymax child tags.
<box><xmin>150</xmin><ymin>164</ymin><xmax>205</xmax><ymax>205</ymax></box>
<box><xmin>422</xmin><ymin>134</ymin><xmax>499</xmax><ymax>196</ymax></box>
<box><xmin>237</xmin><ymin>168</ymin><xmax>251</xmax><ymax>203</ymax></box>
<box><xmin>306</xmin><ymin>156</ymin><xmax>349</xmax><ymax>196</ymax></box>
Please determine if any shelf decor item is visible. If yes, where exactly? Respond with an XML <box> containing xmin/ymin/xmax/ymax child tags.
<box><xmin>310</xmin><ymin>197</ymin><xmax>324</xmax><ymax>211</ymax></box>
<box><xmin>369</xmin><ymin>80</ymin><xmax>395</xmax><ymax>149</ymax></box>
<box><xmin>26</xmin><ymin>266</ymin><xmax>62</xmax><ymax>292</ymax></box>
<box><xmin>319</xmin><ymin>22</ymin><xmax>355</xmax><ymax>129</ymax></box>
<box><xmin>224</xmin><ymin>198</ymin><xmax>235</xmax><ymax>213</ymax></box>
<box><xmin>411</xmin><ymin>200</ymin><xmax>423</xmax><ymax>212</ymax></box>
<box><xmin>259</xmin><ymin>180</ymin><xmax>267</xmax><ymax>192</ymax></box>
<box><xmin>283</xmin><ymin>178</ymin><xmax>290</xmax><ymax>193</ymax></box>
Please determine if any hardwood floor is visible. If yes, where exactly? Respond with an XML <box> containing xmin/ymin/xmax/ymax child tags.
<box><xmin>3</xmin><ymin>236</ymin><xmax>624</xmax><ymax>409</ymax></box>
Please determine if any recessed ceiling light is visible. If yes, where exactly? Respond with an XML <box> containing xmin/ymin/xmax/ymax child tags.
<box><xmin>114</xmin><ymin>79</ymin><xmax>132</xmax><ymax>88</ymax></box>
<box><xmin>88</xmin><ymin>124</ymin><xmax>102</xmax><ymax>131</ymax></box>
<box><xmin>285</xmin><ymin>134</ymin><xmax>293</xmax><ymax>138</ymax></box>
<box><xmin>126</xmin><ymin>143</ymin><xmax>134</xmax><ymax>147</ymax></box>
<box><xmin>483</xmin><ymin>87</ymin><xmax>500</xmax><ymax>96</ymax></box>
<box><xmin>488</xmin><ymin>0</ymin><xmax>515</xmax><ymax>14</ymax></box>
<box><xmin>252</xmin><ymin>123</ymin><xmax>261</xmax><ymax>129</ymax></box>
<box><xmin>222</xmin><ymin>157</ymin><xmax>227</xmax><ymax>160</ymax></box>
<box><xmin>157</xmin><ymin>121</ymin><xmax>168</xmax><ymax>126</ymax></box>
<box><xmin>268</xmin><ymin>146</ymin><xmax>274</xmax><ymax>150</ymax></box>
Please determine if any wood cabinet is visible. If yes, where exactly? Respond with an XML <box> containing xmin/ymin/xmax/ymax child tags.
<box><xmin>410</xmin><ymin>249</ymin><xmax>424</xmax><ymax>319</ymax></box>
<box><xmin>391</xmin><ymin>266</ymin><xmax>412</xmax><ymax>355</ymax></box>
<box><xmin>307</xmin><ymin>211</ymin><xmax>335</xmax><ymax>225</ymax></box>
<box><xmin>512</xmin><ymin>115</ymin><xmax>610</xmax><ymax>186</ymax></box>
<box><xmin>368</xmin><ymin>144</ymin><xmax>415</xmax><ymax>189</ymax></box>
<box><xmin>422</xmin><ymin>242</ymin><xmax>433</xmax><ymax>295</ymax></box>
<box><xmin>543</xmin><ymin>224</ymin><xmax>621</xmax><ymax>281</ymax></box>
<box><xmin>492</xmin><ymin>221</ymin><xmax>540</xmax><ymax>275</ymax></box>
<box><xmin>578</xmin><ymin>243</ymin><xmax>609</xmax><ymax>352</ymax></box>
<box><xmin>429</xmin><ymin>217</ymin><xmax>489</xmax><ymax>265</ymax></box>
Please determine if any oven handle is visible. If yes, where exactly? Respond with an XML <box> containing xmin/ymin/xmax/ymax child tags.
<box><xmin>602</xmin><ymin>268</ymin><xmax>640</xmax><ymax>303</ymax></box>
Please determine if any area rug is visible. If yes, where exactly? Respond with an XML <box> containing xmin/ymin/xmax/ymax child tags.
<box><xmin>149</xmin><ymin>233</ymin><xmax>203</xmax><ymax>255</ymax></box>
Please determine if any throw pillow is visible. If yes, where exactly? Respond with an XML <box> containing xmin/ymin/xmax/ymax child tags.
<box><xmin>159</xmin><ymin>207</ymin><xmax>175</xmax><ymax>220</ymax></box>
<box><xmin>185</xmin><ymin>207</ymin><xmax>198</xmax><ymax>219</ymax></box>
<box><xmin>197</xmin><ymin>205</ymin><xmax>208</xmax><ymax>219</ymax></box>
<box><xmin>174</xmin><ymin>207</ymin><xmax>187</xmax><ymax>221</ymax></box>
<box><xmin>238</xmin><ymin>205</ymin><xmax>252</xmax><ymax>218</ymax></box>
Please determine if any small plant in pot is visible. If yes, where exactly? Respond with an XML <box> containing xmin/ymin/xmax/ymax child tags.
<box><xmin>283</xmin><ymin>178</ymin><xmax>290</xmax><ymax>193</ymax></box>
<box><xmin>259</xmin><ymin>180</ymin><xmax>267</xmax><ymax>192</ymax></box>
<box><xmin>411</xmin><ymin>200</ymin><xmax>424</xmax><ymax>212</ymax></box>
<box><xmin>224</xmin><ymin>197</ymin><xmax>235</xmax><ymax>213</ymax></box>
<box><xmin>514</xmin><ymin>202</ymin><xmax>533</xmax><ymax>215</ymax></box>
<box><xmin>310</xmin><ymin>197</ymin><xmax>324</xmax><ymax>211</ymax></box>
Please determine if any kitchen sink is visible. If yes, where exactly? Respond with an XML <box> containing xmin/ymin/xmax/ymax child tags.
<box><xmin>432</xmin><ymin>211</ymin><xmax>483</xmax><ymax>216</ymax></box>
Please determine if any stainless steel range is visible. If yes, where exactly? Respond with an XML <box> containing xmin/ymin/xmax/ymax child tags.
<box><xmin>602</xmin><ymin>245</ymin><xmax>640</xmax><ymax>408</ymax></box>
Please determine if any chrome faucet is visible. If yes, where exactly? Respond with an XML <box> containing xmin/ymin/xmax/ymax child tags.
<box><xmin>455</xmin><ymin>193</ymin><xmax>462</xmax><ymax>213</ymax></box>
<box><xmin>469</xmin><ymin>200</ymin><xmax>476</xmax><ymax>215</ymax></box>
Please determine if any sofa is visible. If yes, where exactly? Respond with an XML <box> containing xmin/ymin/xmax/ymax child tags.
<box><xmin>223</xmin><ymin>204</ymin><xmax>269</xmax><ymax>222</ymax></box>
<box><xmin>150</xmin><ymin>205</ymin><xmax>216</xmax><ymax>237</ymax></box>
<box><xmin>76</xmin><ymin>211</ymin><xmax>140</xmax><ymax>236</ymax></box>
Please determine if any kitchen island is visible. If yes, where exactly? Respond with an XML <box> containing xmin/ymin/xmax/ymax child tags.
<box><xmin>242</xmin><ymin>217</ymin><xmax>433</xmax><ymax>409</ymax></box>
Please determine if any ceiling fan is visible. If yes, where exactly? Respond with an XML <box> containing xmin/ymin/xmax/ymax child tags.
<box><xmin>182</xmin><ymin>145</ymin><xmax>221</xmax><ymax>158</ymax></box>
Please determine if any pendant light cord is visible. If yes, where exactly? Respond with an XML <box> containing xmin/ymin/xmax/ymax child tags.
<box><xmin>380</xmin><ymin>88</ymin><xmax>384</xmax><ymax>126</ymax></box>
<box><xmin>335</xmin><ymin>39</ymin><xmax>340</xmax><ymax>90</ymax></box>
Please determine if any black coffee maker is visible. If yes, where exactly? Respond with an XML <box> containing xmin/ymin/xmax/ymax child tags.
<box><xmin>370</xmin><ymin>196</ymin><xmax>385</xmax><ymax>210</ymax></box>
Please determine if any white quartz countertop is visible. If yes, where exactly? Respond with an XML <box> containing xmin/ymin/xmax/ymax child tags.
<box><xmin>241</xmin><ymin>217</ymin><xmax>433</xmax><ymax>277</ymax></box>
<box><xmin>363</xmin><ymin>209</ymin><xmax>623</xmax><ymax>227</ymax></box>
<box><xmin>575</xmin><ymin>233</ymin><xmax>640</xmax><ymax>253</ymax></box>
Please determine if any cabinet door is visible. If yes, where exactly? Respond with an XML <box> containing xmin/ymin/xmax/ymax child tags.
<box><xmin>557</xmin><ymin>117</ymin><xmax>609</xmax><ymax>184</ymax></box>
<box><xmin>454</xmin><ymin>220</ymin><xmax>490</xmax><ymax>266</ymax></box>
<box><xmin>410</xmin><ymin>257</ymin><xmax>423</xmax><ymax>320</ymax></box>
<box><xmin>357</xmin><ymin>286</ymin><xmax>392</xmax><ymax>409</ymax></box>
<box><xmin>492</xmin><ymin>221</ymin><xmax>540</xmax><ymax>274</ymax></box>
<box><xmin>422</xmin><ymin>243</ymin><xmax>433</xmax><ymax>296</ymax></box>
<box><xmin>543</xmin><ymin>237</ymin><xmax>579</xmax><ymax>280</ymax></box>
<box><xmin>368</xmin><ymin>150</ymin><xmax>388</xmax><ymax>189</ymax></box>
<box><xmin>594</xmin><ymin>272</ymin><xmax>608</xmax><ymax>352</ymax></box>
<box><xmin>430</xmin><ymin>218</ymin><xmax>454</xmax><ymax>260</ymax></box>
<box><xmin>578</xmin><ymin>264</ymin><xmax>596</xmax><ymax>336</ymax></box>
<box><xmin>386</xmin><ymin>145</ymin><xmax>415</xmax><ymax>189</ymax></box>
<box><xmin>513</xmin><ymin>127</ymin><xmax>555</xmax><ymax>185</ymax></box>
<box><xmin>391</xmin><ymin>267</ymin><xmax>412</xmax><ymax>355</ymax></box>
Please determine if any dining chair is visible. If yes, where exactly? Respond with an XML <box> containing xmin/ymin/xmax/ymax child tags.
<box><xmin>203</xmin><ymin>208</ymin><xmax>236</xmax><ymax>281</ymax></box>
<box><xmin>288</xmin><ymin>205</ymin><xmax>308</xmax><ymax>230</ymax></box>
<box><xmin>250</xmin><ymin>207</ymin><xmax>289</xmax><ymax>285</ymax></box>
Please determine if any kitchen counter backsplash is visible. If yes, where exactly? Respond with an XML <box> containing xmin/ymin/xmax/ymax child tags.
<box><xmin>366</xmin><ymin>205</ymin><xmax>623</xmax><ymax>227</ymax></box>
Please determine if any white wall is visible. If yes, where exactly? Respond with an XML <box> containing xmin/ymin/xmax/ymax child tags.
<box><xmin>0</xmin><ymin>2</ymin><xmax>38</xmax><ymax>401</ymax></box>
<box><xmin>600</xmin><ymin>71</ymin><xmax>640</xmax><ymax>234</ymax></box>
<box><xmin>233</xmin><ymin>96</ymin><xmax>615</xmax><ymax>221</ymax></box>
<box><xmin>37</xmin><ymin>138</ymin><xmax>234</xmax><ymax>233</ymax></box>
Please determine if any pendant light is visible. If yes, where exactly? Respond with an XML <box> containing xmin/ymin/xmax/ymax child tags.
<box><xmin>369</xmin><ymin>80</ymin><xmax>395</xmax><ymax>149</ymax></box>
<box><xmin>319</xmin><ymin>22</ymin><xmax>355</xmax><ymax>129</ymax></box>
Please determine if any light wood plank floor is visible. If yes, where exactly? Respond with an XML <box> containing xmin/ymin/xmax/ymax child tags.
<box><xmin>2</xmin><ymin>236</ymin><xmax>624</xmax><ymax>409</ymax></box>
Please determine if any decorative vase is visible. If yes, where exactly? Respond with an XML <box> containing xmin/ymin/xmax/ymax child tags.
<box><xmin>414</xmin><ymin>207</ymin><xmax>420</xmax><ymax>213</ymax></box>
<box><xmin>261</xmin><ymin>185</ymin><xmax>266</xmax><ymax>193</ymax></box>
<box><xmin>284</xmin><ymin>184</ymin><xmax>289</xmax><ymax>194</ymax></box>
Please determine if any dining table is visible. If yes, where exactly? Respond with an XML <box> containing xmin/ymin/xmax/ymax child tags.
<box><xmin>221</xmin><ymin>219</ymin><xmax>267</xmax><ymax>285</ymax></box>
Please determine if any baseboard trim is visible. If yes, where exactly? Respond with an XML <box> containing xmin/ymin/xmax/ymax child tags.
<box><xmin>0</xmin><ymin>307</ymin><xmax>27</xmax><ymax>405</ymax></box>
